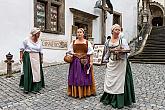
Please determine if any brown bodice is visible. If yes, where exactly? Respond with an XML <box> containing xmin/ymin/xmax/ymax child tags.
<box><xmin>73</xmin><ymin>43</ymin><xmax>88</xmax><ymax>59</ymax></box>
<box><xmin>73</xmin><ymin>44</ymin><xmax>88</xmax><ymax>53</ymax></box>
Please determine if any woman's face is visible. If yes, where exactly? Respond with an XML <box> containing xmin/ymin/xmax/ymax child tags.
<box><xmin>35</xmin><ymin>32</ymin><xmax>40</xmax><ymax>38</ymax></box>
<box><xmin>77</xmin><ymin>29</ymin><xmax>84</xmax><ymax>38</ymax></box>
<box><xmin>32</xmin><ymin>32</ymin><xmax>40</xmax><ymax>40</ymax></box>
<box><xmin>113</xmin><ymin>27</ymin><xmax>121</xmax><ymax>36</ymax></box>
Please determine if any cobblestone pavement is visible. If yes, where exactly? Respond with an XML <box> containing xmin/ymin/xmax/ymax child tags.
<box><xmin>0</xmin><ymin>63</ymin><xmax>165</xmax><ymax>110</ymax></box>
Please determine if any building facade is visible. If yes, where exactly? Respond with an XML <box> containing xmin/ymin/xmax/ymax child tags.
<box><xmin>0</xmin><ymin>0</ymin><xmax>137</xmax><ymax>67</ymax></box>
<box><xmin>139</xmin><ymin>0</ymin><xmax>165</xmax><ymax>26</ymax></box>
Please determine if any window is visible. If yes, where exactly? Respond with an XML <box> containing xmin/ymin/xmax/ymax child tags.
<box><xmin>113</xmin><ymin>12</ymin><xmax>122</xmax><ymax>26</ymax></box>
<box><xmin>34</xmin><ymin>0</ymin><xmax>65</xmax><ymax>34</ymax></box>
<box><xmin>70</xmin><ymin>8</ymin><xmax>98</xmax><ymax>40</ymax></box>
<box><xmin>36</xmin><ymin>2</ymin><xmax>46</xmax><ymax>31</ymax></box>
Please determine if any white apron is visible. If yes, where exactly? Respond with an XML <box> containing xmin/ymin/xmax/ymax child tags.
<box><xmin>29</xmin><ymin>53</ymin><xmax>41</xmax><ymax>82</ymax></box>
<box><xmin>104</xmin><ymin>59</ymin><xmax>127</xmax><ymax>94</ymax></box>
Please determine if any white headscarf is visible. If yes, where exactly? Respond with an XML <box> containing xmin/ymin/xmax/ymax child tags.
<box><xmin>111</xmin><ymin>24</ymin><xmax>121</xmax><ymax>33</ymax></box>
<box><xmin>30</xmin><ymin>27</ymin><xmax>40</xmax><ymax>35</ymax></box>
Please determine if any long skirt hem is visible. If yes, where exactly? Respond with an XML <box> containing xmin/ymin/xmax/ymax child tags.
<box><xmin>100</xmin><ymin>60</ymin><xmax>135</xmax><ymax>109</ymax></box>
<box><xmin>19</xmin><ymin>52</ymin><xmax>45</xmax><ymax>93</ymax></box>
<box><xmin>68</xmin><ymin>65</ymin><xmax>96</xmax><ymax>98</ymax></box>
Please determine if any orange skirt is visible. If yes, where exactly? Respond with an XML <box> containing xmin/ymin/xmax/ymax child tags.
<box><xmin>67</xmin><ymin>66</ymin><xmax>96</xmax><ymax>98</ymax></box>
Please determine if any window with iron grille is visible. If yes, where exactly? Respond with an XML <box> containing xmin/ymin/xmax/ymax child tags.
<box><xmin>34</xmin><ymin>0</ymin><xmax>65</xmax><ymax>34</ymax></box>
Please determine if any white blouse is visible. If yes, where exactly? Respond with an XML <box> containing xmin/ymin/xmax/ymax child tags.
<box><xmin>20</xmin><ymin>37</ymin><xmax>43</xmax><ymax>54</ymax></box>
<box><xmin>109</xmin><ymin>38</ymin><xmax>129</xmax><ymax>50</ymax></box>
<box><xmin>67</xmin><ymin>41</ymin><xmax>94</xmax><ymax>55</ymax></box>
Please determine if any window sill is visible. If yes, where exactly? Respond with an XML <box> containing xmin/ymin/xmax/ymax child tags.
<box><xmin>41</xmin><ymin>29</ymin><xmax>64</xmax><ymax>35</ymax></box>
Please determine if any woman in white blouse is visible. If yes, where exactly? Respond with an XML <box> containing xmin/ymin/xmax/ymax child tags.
<box><xmin>100</xmin><ymin>24</ymin><xmax>135</xmax><ymax>109</ymax></box>
<box><xmin>19</xmin><ymin>27</ymin><xmax>45</xmax><ymax>94</ymax></box>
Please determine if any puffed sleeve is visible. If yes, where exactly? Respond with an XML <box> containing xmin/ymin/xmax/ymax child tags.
<box><xmin>66</xmin><ymin>41</ymin><xmax>74</xmax><ymax>54</ymax></box>
<box><xmin>122</xmin><ymin>38</ymin><xmax>130</xmax><ymax>50</ymax></box>
<box><xmin>20</xmin><ymin>39</ymin><xmax>27</xmax><ymax>51</ymax></box>
<box><xmin>87</xmin><ymin>41</ymin><xmax>94</xmax><ymax>55</ymax></box>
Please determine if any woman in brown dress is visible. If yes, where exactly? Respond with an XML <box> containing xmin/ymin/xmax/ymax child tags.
<box><xmin>66</xmin><ymin>28</ymin><xmax>96</xmax><ymax>98</ymax></box>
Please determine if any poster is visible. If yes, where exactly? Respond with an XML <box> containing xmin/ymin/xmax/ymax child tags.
<box><xmin>93</xmin><ymin>44</ymin><xmax>105</xmax><ymax>65</ymax></box>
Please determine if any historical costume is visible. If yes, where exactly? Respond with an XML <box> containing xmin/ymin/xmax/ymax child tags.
<box><xmin>100</xmin><ymin>24</ymin><xmax>135</xmax><ymax>108</ymax></box>
<box><xmin>67</xmin><ymin>40</ymin><xmax>96</xmax><ymax>98</ymax></box>
<box><xmin>19</xmin><ymin>28</ymin><xmax>45</xmax><ymax>93</ymax></box>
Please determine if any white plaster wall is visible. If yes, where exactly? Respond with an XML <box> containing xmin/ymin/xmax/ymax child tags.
<box><xmin>0</xmin><ymin>0</ymin><xmax>102</xmax><ymax>64</ymax></box>
<box><xmin>66</xmin><ymin>0</ymin><xmax>102</xmax><ymax>44</ymax></box>
<box><xmin>36</xmin><ymin>0</ymin><xmax>103</xmax><ymax>63</ymax></box>
<box><xmin>106</xmin><ymin>0</ymin><xmax>137</xmax><ymax>42</ymax></box>
<box><xmin>42</xmin><ymin>0</ymin><xmax>103</xmax><ymax>63</ymax></box>
<box><xmin>0</xmin><ymin>0</ymin><xmax>137</xmax><ymax>65</ymax></box>
<box><xmin>0</xmin><ymin>0</ymin><xmax>33</xmax><ymax>63</ymax></box>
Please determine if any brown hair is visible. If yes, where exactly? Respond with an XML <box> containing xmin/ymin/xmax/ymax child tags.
<box><xmin>78</xmin><ymin>28</ymin><xmax>85</xmax><ymax>33</ymax></box>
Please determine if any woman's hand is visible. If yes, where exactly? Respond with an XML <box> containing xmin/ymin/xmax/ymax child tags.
<box><xmin>20</xmin><ymin>51</ymin><xmax>23</xmax><ymax>64</ymax></box>
<box><xmin>19</xmin><ymin>58</ymin><xmax>23</xmax><ymax>64</ymax></box>
<box><xmin>80</xmin><ymin>58</ymin><xmax>88</xmax><ymax>65</ymax></box>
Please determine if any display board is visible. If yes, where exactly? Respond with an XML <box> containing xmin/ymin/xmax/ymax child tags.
<box><xmin>93</xmin><ymin>44</ymin><xmax>104</xmax><ymax>65</ymax></box>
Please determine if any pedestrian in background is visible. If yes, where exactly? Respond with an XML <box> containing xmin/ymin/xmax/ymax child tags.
<box><xmin>19</xmin><ymin>27</ymin><xmax>45</xmax><ymax>94</ymax></box>
<box><xmin>100</xmin><ymin>24</ymin><xmax>135</xmax><ymax>109</ymax></box>
<box><xmin>66</xmin><ymin>28</ymin><xmax>96</xmax><ymax>98</ymax></box>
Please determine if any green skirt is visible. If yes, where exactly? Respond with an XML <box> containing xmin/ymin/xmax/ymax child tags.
<box><xmin>19</xmin><ymin>52</ymin><xmax>45</xmax><ymax>93</ymax></box>
<box><xmin>100</xmin><ymin>59</ymin><xmax>135</xmax><ymax>109</ymax></box>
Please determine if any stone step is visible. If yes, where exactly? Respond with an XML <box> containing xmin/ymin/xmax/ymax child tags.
<box><xmin>143</xmin><ymin>46</ymin><xmax>165</xmax><ymax>49</ymax></box>
<box><xmin>130</xmin><ymin>26</ymin><xmax>165</xmax><ymax>64</ymax></box>
<box><xmin>129</xmin><ymin>58</ymin><xmax>165</xmax><ymax>63</ymax></box>
<box><xmin>152</xmin><ymin>26</ymin><xmax>165</xmax><ymax>29</ymax></box>
<box><xmin>150</xmin><ymin>31</ymin><xmax>165</xmax><ymax>35</ymax></box>
<box><xmin>133</xmin><ymin>55</ymin><xmax>165</xmax><ymax>59</ymax></box>
<box><xmin>151</xmin><ymin>31</ymin><xmax>165</xmax><ymax>34</ymax></box>
<box><xmin>152</xmin><ymin>27</ymin><xmax>165</xmax><ymax>30</ymax></box>
<box><xmin>145</xmin><ymin>45</ymin><xmax>165</xmax><ymax>48</ymax></box>
<box><xmin>129</xmin><ymin>60</ymin><xmax>165</xmax><ymax>64</ymax></box>
<box><xmin>142</xmin><ymin>49</ymin><xmax>165</xmax><ymax>52</ymax></box>
<box><xmin>147</xmin><ymin>39</ymin><xmax>165</xmax><ymax>42</ymax></box>
<box><xmin>148</xmin><ymin>34</ymin><xmax>165</xmax><ymax>38</ymax></box>
<box><xmin>148</xmin><ymin>37</ymin><xmax>165</xmax><ymax>40</ymax></box>
<box><xmin>151</xmin><ymin>28</ymin><xmax>165</xmax><ymax>31</ymax></box>
<box><xmin>141</xmin><ymin>51</ymin><xmax>165</xmax><ymax>54</ymax></box>
<box><xmin>145</xmin><ymin>43</ymin><xmax>165</xmax><ymax>46</ymax></box>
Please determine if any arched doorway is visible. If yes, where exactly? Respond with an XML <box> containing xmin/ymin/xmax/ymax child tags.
<box><xmin>152</xmin><ymin>17</ymin><xmax>163</xmax><ymax>26</ymax></box>
<box><xmin>150</xmin><ymin>2</ymin><xmax>164</xmax><ymax>26</ymax></box>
